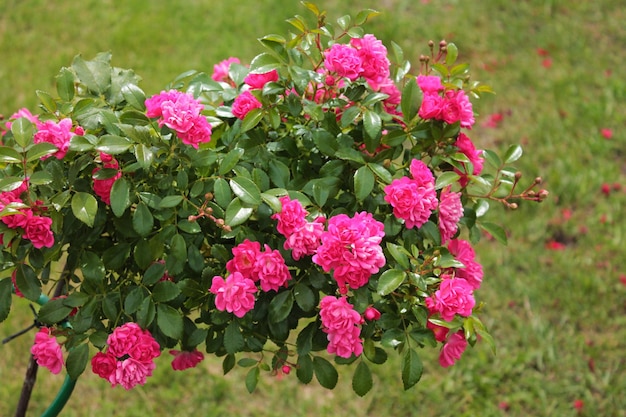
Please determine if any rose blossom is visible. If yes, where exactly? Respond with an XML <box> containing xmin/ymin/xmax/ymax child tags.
<box><xmin>111</xmin><ymin>358</ymin><xmax>154</xmax><ymax>390</ymax></box>
<box><xmin>319</xmin><ymin>296</ymin><xmax>363</xmax><ymax>358</ymax></box>
<box><xmin>313</xmin><ymin>212</ymin><xmax>385</xmax><ymax>293</ymax></box>
<box><xmin>384</xmin><ymin>177</ymin><xmax>438</xmax><ymax>229</ymax></box>
<box><xmin>441</xmin><ymin>89</ymin><xmax>475</xmax><ymax>129</ymax></box>
<box><xmin>210</xmin><ymin>272</ymin><xmax>257</xmax><ymax>318</ymax></box>
<box><xmin>454</xmin><ymin>132</ymin><xmax>484</xmax><ymax>186</ymax></box>
<box><xmin>284</xmin><ymin>218</ymin><xmax>325</xmax><ymax>260</ymax></box>
<box><xmin>91</xmin><ymin>352</ymin><xmax>117</xmax><ymax>379</ymax></box>
<box><xmin>3</xmin><ymin>108</ymin><xmax>42</xmax><ymax>134</ymax></box>
<box><xmin>253</xmin><ymin>244</ymin><xmax>292</xmax><ymax>292</ymax></box>
<box><xmin>231</xmin><ymin>90</ymin><xmax>262</xmax><ymax>120</ymax></box>
<box><xmin>160</xmin><ymin>91</ymin><xmax>204</xmax><ymax>133</ymax></box>
<box><xmin>439</xmin><ymin>331</ymin><xmax>468</xmax><ymax>367</ymax></box>
<box><xmin>438</xmin><ymin>186</ymin><xmax>463</xmax><ymax>244</ymax></box>
<box><xmin>92</xmin><ymin>156</ymin><xmax>122</xmax><ymax>205</ymax></box>
<box><xmin>409</xmin><ymin>159</ymin><xmax>436</xmax><ymax>187</ymax></box>
<box><xmin>22</xmin><ymin>214</ymin><xmax>55</xmax><ymax>248</ymax></box>
<box><xmin>33</xmin><ymin>118</ymin><xmax>78</xmax><ymax>160</ymax></box>
<box><xmin>107</xmin><ymin>323</ymin><xmax>160</xmax><ymax>363</ymax></box>
<box><xmin>169</xmin><ymin>349</ymin><xmax>204</xmax><ymax>371</ymax></box>
<box><xmin>31</xmin><ymin>327</ymin><xmax>64</xmax><ymax>374</ymax></box>
<box><xmin>178</xmin><ymin>114</ymin><xmax>212</xmax><ymax>149</ymax></box>
<box><xmin>417</xmin><ymin>75</ymin><xmax>444</xmax><ymax>94</ymax></box>
<box><xmin>212</xmin><ymin>57</ymin><xmax>240</xmax><ymax>83</ymax></box>
<box><xmin>418</xmin><ymin>92</ymin><xmax>444</xmax><ymax>120</ymax></box>
<box><xmin>427</xmin><ymin>318</ymin><xmax>450</xmax><ymax>342</ymax></box>
<box><xmin>323</xmin><ymin>43</ymin><xmax>363</xmax><ymax>81</ymax></box>
<box><xmin>226</xmin><ymin>239</ymin><xmax>261</xmax><ymax>278</ymax></box>
<box><xmin>350</xmin><ymin>34</ymin><xmax>390</xmax><ymax>87</ymax></box>
<box><xmin>272</xmin><ymin>195</ymin><xmax>308</xmax><ymax>237</ymax></box>
<box><xmin>144</xmin><ymin>90</ymin><xmax>180</xmax><ymax>118</ymax></box>
<box><xmin>363</xmin><ymin>306</ymin><xmax>381</xmax><ymax>321</ymax></box>
<box><xmin>244</xmin><ymin>69</ymin><xmax>279</xmax><ymax>89</ymax></box>
<box><xmin>425</xmin><ymin>275</ymin><xmax>475</xmax><ymax>321</ymax></box>
<box><xmin>447</xmin><ymin>239</ymin><xmax>483</xmax><ymax>290</ymax></box>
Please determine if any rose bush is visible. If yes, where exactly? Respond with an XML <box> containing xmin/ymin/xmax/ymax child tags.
<box><xmin>0</xmin><ymin>2</ymin><xmax>546</xmax><ymax>403</ymax></box>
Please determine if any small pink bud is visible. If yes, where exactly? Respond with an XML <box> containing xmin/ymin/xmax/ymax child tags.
<box><xmin>282</xmin><ymin>365</ymin><xmax>291</xmax><ymax>375</ymax></box>
<box><xmin>364</xmin><ymin>306</ymin><xmax>381</xmax><ymax>321</ymax></box>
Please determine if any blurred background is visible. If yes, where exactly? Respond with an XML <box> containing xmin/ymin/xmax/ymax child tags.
<box><xmin>1</xmin><ymin>0</ymin><xmax>625</xmax><ymax>416</ymax></box>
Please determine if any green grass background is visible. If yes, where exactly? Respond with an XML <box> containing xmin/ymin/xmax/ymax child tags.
<box><xmin>1</xmin><ymin>0</ymin><xmax>625</xmax><ymax>416</ymax></box>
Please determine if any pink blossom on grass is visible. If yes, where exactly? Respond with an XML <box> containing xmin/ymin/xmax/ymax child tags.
<box><xmin>600</xmin><ymin>128</ymin><xmax>613</xmax><ymax>139</ymax></box>
<box><xmin>210</xmin><ymin>272</ymin><xmax>257</xmax><ymax>317</ymax></box>
<box><xmin>438</xmin><ymin>186</ymin><xmax>463</xmax><ymax>244</ymax></box>
<box><xmin>169</xmin><ymin>349</ymin><xmax>204</xmax><ymax>371</ymax></box>
<box><xmin>425</xmin><ymin>275</ymin><xmax>475</xmax><ymax>321</ymax></box>
<box><xmin>232</xmin><ymin>90</ymin><xmax>262</xmax><ymax>120</ymax></box>
<box><xmin>323</xmin><ymin>43</ymin><xmax>363</xmax><ymax>81</ymax></box>
<box><xmin>439</xmin><ymin>331</ymin><xmax>467</xmax><ymax>367</ymax></box>
<box><xmin>31</xmin><ymin>327</ymin><xmax>64</xmax><ymax>374</ymax></box>
<box><xmin>313</xmin><ymin>212</ymin><xmax>385</xmax><ymax>293</ymax></box>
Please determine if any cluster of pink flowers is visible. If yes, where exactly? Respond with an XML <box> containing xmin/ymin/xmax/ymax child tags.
<box><xmin>425</xmin><ymin>273</ymin><xmax>475</xmax><ymax>321</ymax></box>
<box><xmin>2</xmin><ymin>108</ymin><xmax>42</xmax><ymax>135</ymax></box>
<box><xmin>210</xmin><ymin>272</ymin><xmax>257</xmax><ymax>318</ymax></box>
<box><xmin>312</xmin><ymin>211</ymin><xmax>385</xmax><ymax>294</ymax></box>
<box><xmin>91</xmin><ymin>322</ymin><xmax>161</xmax><ymax>390</ymax></box>
<box><xmin>34</xmin><ymin>118</ymin><xmax>84</xmax><ymax>160</ymax></box>
<box><xmin>438</xmin><ymin>331</ymin><xmax>468</xmax><ymax>367</ymax></box>
<box><xmin>447</xmin><ymin>239</ymin><xmax>484</xmax><ymax>290</ymax></box>
<box><xmin>319</xmin><ymin>296</ymin><xmax>364</xmax><ymax>358</ymax></box>
<box><xmin>92</xmin><ymin>152</ymin><xmax>122</xmax><ymax>205</ymax></box>
<box><xmin>169</xmin><ymin>349</ymin><xmax>204</xmax><ymax>371</ymax></box>
<box><xmin>272</xmin><ymin>195</ymin><xmax>324</xmax><ymax>260</ymax></box>
<box><xmin>212</xmin><ymin>57</ymin><xmax>241</xmax><ymax>85</ymax></box>
<box><xmin>231</xmin><ymin>69</ymin><xmax>278</xmax><ymax>120</ymax></box>
<box><xmin>31</xmin><ymin>327</ymin><xmax>64</xmax><ymax>374</ymax></box>
<box><xmin>145</xmin><ymin>90</ymin><xmax>212</xmax><ymax>148</ymax></box>
<box><xmin>0</xmin><ymin>180</ymin><xmax>54</xmax><ymax>249</ymax></box>
<box><xmin>417</xmin><ymin>75</ymin><xmax>475</xmax><ymax>129</ymax></box>
<box><xmin>438</xmin><ymin>186</ymin><xmax>464</xmax><ymax>244</ymax></box>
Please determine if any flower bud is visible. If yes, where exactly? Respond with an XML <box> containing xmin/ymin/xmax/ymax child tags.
<box><xmin>364</xmin><ymin>306</ymin><xmax>381</xmax><ymax>321</ymax></box>
<box><xmin>534</xmin><ymin>177</ymin><xmax>543</xmax><ymax>185</ymax></box>
<box><xmin>515</xmin><ymin>171</ymin><xmax>523</xmax><ymax>181</ymax></box>
<box><xmin>538</xmin><ymin>189</ymin><xmax>549</xmax><ymax>199</ymax></box>
<box><xmin>282</xmin><ymin>365</ymin><xmax>291</xmax><ymax>375</ymax></box>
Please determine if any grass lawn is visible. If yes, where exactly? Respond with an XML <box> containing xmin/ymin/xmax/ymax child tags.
<box><xmin>1</xmin><ymin>0</ymin><xmax>625</xmax><ymax>416</ymax></box>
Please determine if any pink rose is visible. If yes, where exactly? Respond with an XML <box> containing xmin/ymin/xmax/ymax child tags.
<box><xmin>231</xmin><ymin>90</ymin><xmax>262</xmax><ymax>120</ymax></box>
<box><xmin>416</xmin><ymin>75</ymin><xmax>444</xmax><ymax>94</ymax></box>
<box><xmin>31</xmin><ymin>327</ymin><xmax>64</xmax><ymax>374</ymax></box>
<box><xmin>92</xmin><ymin>158</ymin><xmax>122</xmax><ymax>205</ymax></box>
<box><xmin>326</xmin><ymin>325</ymin><xmax>363</xmax><ymax>358</ymax></box>
<box><xmin>212</xmin><ymin>57</ymin><xmax>241</xmax><ymax>83</ymax></box>
<box><xmin>284</xmin><ymin>218</ymin><xmax>324</xmax><ymax>261</ymax></box>
<box><xmin>179</xmin><ymin>115</ymin><xmax>212</xmax><ymax>149</ymax></box>
<box><xmin>110</xmin><ymin>358</ymin><xmax>154</xmax><ymax>390</ymax></box>
<box><xmin>319</xmin><ymin>296</ymin><xmax>363</xmax><ymax>358</ymax></box>
<box><xmin>454</xmin><ymin>133</ymin><xmax>484</xmax><ymax>186</ymax></box>
<box><xmin>4</xmin><ymin>108</ymin><xmax>42</xmax><ymax>134</ymax></box>
<box><xmin>210</xmin><ymin>272</ymin><xmax>257</xmax><ymax>318</ymax></box>
<box><xmin>384</xmin><ymin>177</ymin><xmax>438</xmax><ymax>229</ymax></box>
<box><xmin>33</xmin><ymin>118</ymin><xmax>78</xmax><ymax>160</ymax></box>
<box><xmin>439</xmin><ymin>331</ymin><xmax>468</xmax><ymax>367</ymax></box>
<box><xmin>22</xmin><ymin>214</ymin><xmax>55</xmax><ymax>248</ymax></box>
<box><xmin>107</xmin><ymin>323</ymin><xmax>160</xmax><ymax>362</ymax></box>
<box><xmin>145</xmin><ymin>90</ymin><xmax>180</xmax><ymax>118</ymax></box>
<box><xmin>244</xmin><ymin>69</ymin><xmax>279</xmax><ymax>89</ymax></box>
<box><xmin>447</xmin><ymin>239</ymin><xmax>483</xmax><ymax>290</ymax></box>
<box><xmin>91</xmin><ymin>351</ymin><xmax>117</xmax><ymax>379</ymax></box>
<box><xmin>1</xmin><ymin>207</ymin><xmax>32</xmax><ymax>229</ymax></box>
<box><xmin>427</xmin><ymin>318</ymin><xmax>450</xmax><ymax>342</ymax></box>
<box><xmin>440</xmin><ymin>89</ymin><xmax>475</xmax><ymax>129</ymax></box>
<box><xmin>418</xmin><ymin>92</ymin><xmax>444</xmax><ymax>120</ymax></box>
<box><xmin>425</xmin><ymin>275</ymin><xmax>475</xmax><ymax>321</ymax></box>
<box><xmin>160</xmin><ymin>92</ymin><xmax>204</xmax><ymax>134</ymax></box>
<box><xmin>226</xmin><ymin>239</ymin><xmax>261</xmax><ymax>279</ymax></box>
<box><xmin>363</xmin><ymin>306</ymin><xmax>381</xmax><ymax>321</ymax></box>
<box><xmin>253</xmin><ymin>245</ymin><xmax>292</xmax><ymax>292</ymax></box>
<box><xmin>350</xmin><ymin>34</ymin><xmax>390</xmax><ymax>86</ymax></box>
<box><xmin>272</xmin><ymin>195</ymin><xmax>308</xmax><ymax>237</ymax></box>
<box><xmin>323</xmin><ymin>43</ymin><xmax>363</xmax><ymax>81</ymax></box>
<box><xmin>169</xmin><ymin>349</ymin><xmax>204</xmax><ymax>371</ymax></box>
<box><xmin>438</xmin><ymin>186</ymin><xmax>463</xmax><ymax>244</ymax></box>
<box><xmin>409</xmin><ymin>159</ymin><xmax>435</xmax><ymax>187</ymax></box>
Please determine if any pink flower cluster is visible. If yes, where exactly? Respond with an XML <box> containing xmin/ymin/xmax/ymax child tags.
<box><xmin>272</xmin><ymin>195</ymin><xmax>324</xmax><ymax>261</ymax></box>
<box><xmin>0</xmin><ymin>180</ymin><xmax>55</xmax><ymax>249</ymax></box>
<box><xmin>92</xmin><ymin>153</ymin><xmax>122</xmax><ymax>205</ymax></box>
<box><xmin>31</xmin><ymin>327</ymin><xmax>64</xmax><ymax>374</ymax></box>
<box><xmin>319</xmin><ymin>296</ymin><xmax>364</xmax><ymax>358</ymax></box>
<box><xmin>312</xmin><ymin>212</ymin><xmax>385</xmax><ymax>294</ymax></box>
<box><xmin>169</xmin><ymin>349</ymin><xmax>204</xmax><ymax>371</ymax></box>
<box><xmin>210</xmin><ymin>272</ymin><xmax>257</xmax><ymax>318</ymax></box>
<box><xmin>212</xmin><ymin>57</ymin><xmax>241</xmax><ymax>84</ymax></box>
<box><xmin>438</xmin><ymin>186</ymin><xmax>463</xmax><ymax>244</ymax></box>
<box><xmin>425</xmin><ymin>274</ymin><xmax>475</xmax><ymax>321</ymax></box>
<box><xmin>454</xmin><ymin>132</ymin><xmax>484</xmax><ymax>187</ymax></box>
<box><xmin>34</xmin><ymin>118</ymin><xmax>84</xmax><ymax>160</ymax></box>
<box><xmin>2</xmin><ymin>108</ymin><xmax>42</xmax><ymax>135</ymax></box>
<box><xmin>324</xmin><ymin>34</ymin><xmax>390</xmax><ymax>88</ymax></box>
<box><xmin>91</xmin><ymin>322</ymin><xmax>161</xmax><ymax>390</ymax></box>
<box><xmin>145</xmin><ymin>90</ymin><xmax>211</xmax><ymax>149</ymax></box>
<box><xmin>417</xmin><ymin>75</ymin><xmax>475</xmax><ymax>129</ymax></box>
<box><xmin>438</xmin><ymin>331</ymin><xmax>467</xmax><ymax>367</ymax></box>
<box><xmin>447</xmin><ymin>239</ymin><xmax>483</xmax><ymax>290</ymax></box>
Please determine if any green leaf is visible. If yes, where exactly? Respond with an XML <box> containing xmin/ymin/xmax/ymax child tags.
<box><xmin>479</xmin><ymin>221</ymin><xmax>508</xmax><ymax>245</ymax></box>
<box><xmin>224</xmin><ymin>198</ymin><xmax>253</xmax><ymax>227</ymax></box>
<box><xmin>56</xmin><ymin>67</ymin><xmax>75</xmax><ymax>102</ymax></box>
<box><xmin>0</xmin><ymin>147</ymin><xmax>23</xmax><ymax>164</ymax></box>
<box><xmin>142</xmin><ymin>262</ymin><xmax>167</xmax><ymax>286</ymax></box>
<box><xmin>296</xmin><ymin>321</ymin><xmax>317</xmax><ymax>356</ymax></box>
<box><xmin>230</xmin><ymin>177</ymin><xmax>262</xmax><ymax>206</ymax></box>
<box><xmin>241</xmin><ymin>108</ymin><xmax>264</xmax><ymax>133</ymax></box>
<box><xmin>37</xmin><ymin>298</ymin><xmax>72</xmax><ymax>324</ymax></box>
<box><xmin>72</xmin><ymin>53</ymin><xmax>111</xmax><ymax>95</ymax></box>
<box><xmin>249</xmin><ymin>52</ymin><xmax>281</xmax><ymax>73</ymax></box>
<box><xmin>352</xmin><ymin>361</ymin><xmax>373</xmax><ymax>396</ymax></box>
<box><xmin>222</xmin><ymin>354</ymin><xmax>236</xmax><ymax>374</ymax></box>
<box><xmin>66</xmin><ymin>343</ymin><xmax>89</xmax><ymax>380</ymax></box>
<box><xmin>177</xmin><ymin>219</ymin><xmax>201</xmax><ymax>234</ymax></box>
<box><xmin>213</xmin><ymin>177</ymin><xmax>232</xmax><ymax>208</ymax></box>
<box><xmin>293</xmin><ymin>283</ymin><xmax>315</xmax><ymax>312</ymax></box>
<box><xmin>156</xmin><ymin>303</ymin><xmax>183</xmax><ymax>339</ymax></box>
<box><xmin>71</xmin><ymin>192</ymin><xmax>98</xmax><ymax>227</ymax></box>
<box><xmin>121</xmin><ymin>84</ymin><xmax>146</xmax><ymax>111</ymax></box>
<box><xmin>355</xmin><ymin>8</ymin><xmax>380</xmax><ymax>25</ymax></box>
<box><xmin>268</xmin><ymin>159</ymin><xmax>290</xmax><ymax>188</ymax></box>
<box><xmin>313</xmin><ymin>356</ymin><xmax>338</xmax><ymax>389</ymax></box>
<box><xmin>297</xmin><ymin>354</ymin><xmax>314</xmax><ymax>384</ymax></box>
<box><xmin>354</xmin><ymin>166</ymin><xmax>375</xmax><ymax>202</ymax></box>
<box><xmin>152</xmin><ymin>280</ymin><xmax>181</xmax><ymax>303</ymax></box>
<box><xmin>134</xmin><ymin>144</ymin><xmax>154</xmax><ymax>170</ymax></box>
<box><xmin>96</xmin><ymin>135</ymin><xmax>133</xmax><ymax>154</ymax></box>
<box><xmin>224</xmin><ymin>322</ymin><xmax>245</xmax><ymax>354</ymax></box>
<box><xmin>80</xmin><ymin>251</ymin><xmax>106</xmax><ymax>286</ymax></box>
<box><xmin>124</xmin><ymin>287</ymin><xmax>146</xmax><ymax>314</ymax></box>
<box><xmin>132</xmin><ymin>202</ymin><xmax>153</xmax><ymax>236</ymax></box>
<box><xmin>340</xmin><ymin>106</ymin><xmax>361</xmax><ymax>128</ymax></box>
<box><xmin>136</xmin><ymin>297</ymin><xmax>156</xmax><ymax>328</ymax></box>
<box><xmin>0</xmin><ymin>176</ymin><xmax>25</xmax><ymax>193</ymax></box>
<box><xmin>445</xmin><ymin>43</ymin><xmax>459</xmax><ymax>66</ymax></box>
<box><xmin>401</xmin><ymin>78</ymin><xmax>421</xmax><ymax>122</ymax></box>
<box><xmin>377</xmin><ymin>269</ymin><xmax>406</xmax><ymax>295</ymax></box>
<box><xmin>219</xmin><ymin>148</ymin><xmax>244</xmax><ymax>175</ymax></box>
<box><xmin>503</xmin><ymin>144</ymin><xmax>523</xmax><ymax>164</ymax></box>
<box><xmin>483</xmin><ymin>149</ymin><xmax>502</xmax><ymax>169</ymax></box>
<box><xmin>159</xmin><ymin>195</ymin><xmax>184</xmax><ymax>209</ymax></box>
<box><xmin>435</xmin><ymin>171</ymin><xmax>461</xmax><ymax>190</ymax></box>
<box><xmin>36</xmin><ymin>90</ymin><xmax>57</xmax><ymax>113</ymax></box>
<box><xmin>0</xmin><ymin>279</ymin><xmax>12</xmax><ymax>322</ymax></box>
<box><xmin>69</xmin><ymin>135</ymin><xmax>95</xmax><ymax>152</ymax></box>
<box><xmin>363</xmin><ymin>110</ymin><xmax>382</xmax><ymax>142</ymax></box>
<box><xmin>166</xmin><ymin>234</ymin><xmax>187</xmax><ymax>276</ymax></box>
<box><xmin>11</xmin><ymin>117</ymin><xmax>35</xmax><ymax>148</ymax></box>
<box><xmin>386</xmin><ymin>243</ymin><xmax>410</xmax><ymax>270</ymax></box>
<box><xmin>26</xmin><ymin>142</ymin><xmax>58</xmax><ymax>162</ymax></box>
<box><xmin>110</xmin><ymin>177</ymin><xmax>130</xmax><ymax>217</ymax></box>
<box><xmin>402</xmin><ymin>348</ymin><xmax>423</xmax><ymax>390</ymax></box>
<box><xmin>245</xmin><ymin>367</ymin><xmax>260</xmax><ymax>393</ymax></box>
<box><xmin>269</xmin><ymin>290</ymin><xmax>294</xmax><ymax>323</ymax></box>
